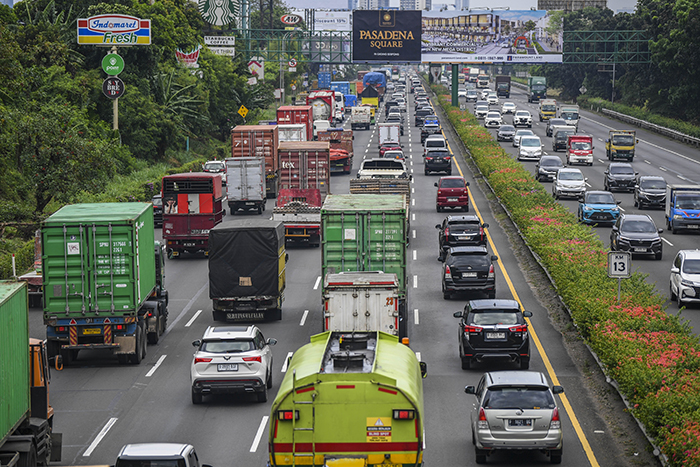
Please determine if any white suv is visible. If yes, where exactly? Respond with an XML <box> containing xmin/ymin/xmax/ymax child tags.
<box><xmin>553</xmin><ymin>167</ymin><xmax>587</xmax><ymax>199</ymax></box>
<box><xmin>487</xmin><ymin>91</ymin><xmax>499</xmax><ymax>105</ymax></box>
<box><xmin>190</xmin><ymin>325</ymin><xmax>277</xmax><ymax>404</ymax></box>
<box><xmin>670</xmin><ymin>250</ymin><xmax>700</xmax><ymax>307</ymax></box>
<box><xmin>518</xmin><ymin>136</ymin><xmax>543</xmax><ymax>160</ymax></box>
<box><xmin>484</xmin><ymin>111</ymin><xmax>503</xmax><ymax>128</ymax></box>
<box><xmin>513</xmin><ymin>110</ymin><xmax>533</xmax><ymax>128</ymax></box>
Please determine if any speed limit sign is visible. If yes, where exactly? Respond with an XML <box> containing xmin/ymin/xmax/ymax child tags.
<box><xmin>607</xmin><ymin>251</ymin><xmax>631</xmax><ymax>278</ymax></box>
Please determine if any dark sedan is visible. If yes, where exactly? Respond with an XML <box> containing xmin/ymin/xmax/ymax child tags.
<box><xmin>535</xmin><ymin>155</ymin><xmax>563</xmax><ymax>182</ymax></box>
<box><xmin>436</xmin><ymin>215</ymin><xmax>489</xmax><ymax>260</ymax></box>
<box><xmin>440</xmin><ymin>246</ymin><xmax>497</xmax><ymax>299</ymax></box>
<box><xmin>546</xmin><ymin>118</ymin><xmax>566</xmax><ymax>137</ymax></box>
<box><xmin>610</xmin><ymin>213</ymin><xmax>663</xmax><ymax>260</ymax></box>
<box><xmin>453</xmin><ymin>299</ymin><xmax>532</xmax><ymax>370</ymax></box>
<box><xmin>604</xmin><ymin>162</ymin><xmax>638</xmax><ymax>192</ymax></box>
<box><xmin>496</xmin><ymin>125</ymin><xmax>516</xmax><ymax>142</ymax></box>
<box><xmin>634</xmin><ymin>175</ymin><xmax>667</xmax><ymax>209</ymax></box>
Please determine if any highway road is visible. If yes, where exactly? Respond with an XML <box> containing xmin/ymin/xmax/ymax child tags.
<box><xmin>25</xmin><ymin>75</ymin><xmax>682</xmax><ymax>467</ymax></box>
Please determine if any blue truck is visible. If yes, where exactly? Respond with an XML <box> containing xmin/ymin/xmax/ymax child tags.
<box><xmin>665</xmin><ymin>185</ymin><xmax>700</xmax><ymax>234</ymax></box>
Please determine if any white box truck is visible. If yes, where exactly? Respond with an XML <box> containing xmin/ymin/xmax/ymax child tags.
<box><xmin>225</xmin><ymin>157</ymin><xmax>266</xmax><ymax>214</ymax></box>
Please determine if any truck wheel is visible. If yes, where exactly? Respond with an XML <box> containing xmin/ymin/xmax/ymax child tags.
<box><xmin>257</xmin><ymin>206</ymin><xmax>262</xmax><ymax>214</ymax></box>
<box><xmin>117</xmin><ymin>354</ymin><xmax>130</xmax><ymax>365</ymax></box>
<box><xmin>269</xmin><ymin>308</ymin><xmax>282</xmax><ymax>321</ymax></box>
<box><xmin>147</xmin><ymin>317</ymin><xmax>160</xmax><ymax>345</ymax></box>
<box><xmin>130</xmin><ymin>323</ymin><xmax>145</xmax><ymax>364</ymax></box>
<box><xmin>60</xmin><ymin>348</ymin><xmax>75</xmax><ymax>366</ymax></box>
<box><xmin>475</xmin><ymin>449</ymin><xmax>487</xmax><ymax>464</ymax></box>
<box><xmin>17</xmin><ymin>443</ymin><xmax>37</xmax><ymax>467</ymax></box>
<box><xmin>520</xmin><ymin>357</ymin><xmax>530</xmax><ymax>370</ymax></box>
<box><xmin>266</xmin><ymin>367</ymin><xmax>273</xmax><ymax>389</ymax></box>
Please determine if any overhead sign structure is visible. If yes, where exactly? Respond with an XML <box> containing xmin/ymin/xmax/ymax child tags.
<box><xmin>101</xmin><ymin>53</ymin><xmax>124</xmax><ymax>75</ymax></box>
<box><xmin>102</xmin><ymin>77</ymin><xmax>125</xmax><ymax>99</ymax></box>
<box><xmin>77</xmin><ymin>15</ymin><xmax>151</xmax><ymax>46</ymax></box>
<box><xmin>353</xmin><ymin>10</ymin><xmax>422</xmax><ymax>63</ymax></box>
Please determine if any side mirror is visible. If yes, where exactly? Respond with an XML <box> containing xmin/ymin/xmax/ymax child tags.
<box><xmin>612</xmin><ymin>226</ymin><xmax>618</xmax><ymax>232</ymax></box>
<box><xmin>465</xmin><ymin>385</ymin><xmax>476</xmax><ymax>394</ymax></box>
<box><xmin>584</xmin><ymin>178</ymin><xmax>589</xmax><ymax>182</ymax></box>
<box><xmin>491</xmin><ymin>255</ymin><xmax>498</xmax><ymax>261</ymax></box>
<box><xmin>552</xmin><ymin>385</ymin><xmax>565</xmax><ymax>395</ymax></box>
<box><xmin>617</xmin><ymin>200</ymin><xmax>622</xmax><ymax>205</ymax></box>
<box><xmin>453</xmin><ymin>311</ymin><xmax>463</xmax><ymax>318</ymax></box>
<box><xmin>267</xmin><ymin>338</ymin><xmax>278</xmax><ymax>346</ymax></box>
<box><xmin>435</xmin><ymin>224</ymin><xmax>441</xmax><ymax>229</ymax></box>
<box><xmin>466</xmin><ymin>181</ymin><xmax>470</xmax><ymax>186</ymax></box>
<box><xmin>285</xmin><ymin>253</ymin><xmax>289</xmax><ymax>263</ymax></box>
<box><xmin>192</xmin><ymin>340</ymin><xmax>201</xmax><ymax>347</ymax></box>
<box><xmin>658</xmin><ymin>228</ymin><xmax>664</xmax><ymax>234</ymax></box>
<box><xmin>523</xmin><ymin>311</ymin><xmax>533</xmax><ymax>318</ymax></box>
<box><xmin>357</xmin><ymin>174</ymin><xmax>360</xmax><ymax>178</ymax></box>
<box><xmin>604</xmin><ymin>171</ymin><xmax>609</xmax><ymax>174</ymax></box>
<box><xmin>434</xmin><ymin>182</ymin><xmax>439</xmax><ymax>187</ymax></box>
<box><xmin>482</xmin><ymin>223</ymin><xmax>489</xmax><ymax>229</ymax></box>
<box><xmin>635</xmin><ymin>172</ymin><xmax>639</xmax><ymax>175</ymax></box>
<box><xmin>671</xmin><ymin>267</ymin><xmax>680</xmax><ymax>274</ymax></box>
<box><xmin>438</xmin><ymin>256</ymin><xmax>445</xmax><ymax>263</ymax></box>
<box><xmin>420</xmin><ymin>361</ymin><xmax>427</xmax><ymax>378</ymax></box>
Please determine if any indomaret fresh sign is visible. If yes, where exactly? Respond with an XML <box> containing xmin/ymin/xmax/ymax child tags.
<box><xmin>77</xmin><ymin>14</ymin><xmax>151</xmax><ymax>45</ymax></box>
<box><xmin>353</xmin><ymin>10</ymin><xmax>421</xmax><ymax>63</ymax></box>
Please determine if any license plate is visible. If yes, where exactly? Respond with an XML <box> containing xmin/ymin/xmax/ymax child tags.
<box><xmin>634</xmin><ymin>248</ymin><xmax>647</xmax><ymax>252</ymax></box>
<box><xmin>217</xmin><ymin>364</ymin><xmax>238</xmax><ymax>372</ymax></box>
<box><xmin>458</xmin><ymin>235</ymin><xmax>473</xmax><ymax>240</ymax></box>
<box><xmin>486</xmin><ymin>332</ymin><xmax>506</xmax><ymax>339</ymax></box>
<box><xmin>688</xmin><ymin>225</ymin><xmax>699</xmax><ymax>229</ymax></box>
<box><xmin>462</xmin><ymin>272</ymin><xmax>477</xmax><ymax>278</ymax></box>
<box><xmin>448</xmin><ymin>198</ymin><xmax>458</xmax><ymax>202</ymax></box>
<box><xmin>82</xmin><ymin>327</ymin><xmax>102</xmax><ymax>335</ymax></box>
<box><xmin>508</xmin><ymin>419</ymin><xmax>532</xmax><ymax>427</ymax></box>
<box><xmin>183</xmin><ymin>242</ymin><xmax>195</xmax><ymax>247</ymax></box>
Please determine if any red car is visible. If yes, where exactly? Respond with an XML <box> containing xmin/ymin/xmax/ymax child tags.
<box><xmin>435</xmin><ymin>176</ymin><xmax>470</xmax><ymax>212</ymax></box>
<box><xmin>379</xmin><ymin>142</ymin><xmax>402</xmax><ymax>157</ymax></box>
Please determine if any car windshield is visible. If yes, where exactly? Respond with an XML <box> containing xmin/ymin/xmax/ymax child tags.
<box><xmin>559</xmin><ymin>171</ymin><xmax>583</xmax><ymax>181</ymax></box>
<box><xmin>549</xmin><ymin>119</ymin><xmax>565</xmax><ymax>126</ymax></box>
<box><xmin>476</xmin><ymin>106</ymin><xmax>488</xmax><ymax>111</ymax></box>
<box><xmin>471</xmin><ymin>311</ymin><xmax>520</xmax><ymax>325</ymax></box>
<box><xmin>555</xmin><ymin>130</ymin><xmax>575</xmax><ymax>138</ymax></box>
<box><xmin>201</xmin><ymin>339</ymin><xmax>255</xmax><ymax>353</ymax></box>
<box><xmin>611</xmin><ymin>166</ymin><xmax>634</xmax><ymax>174</ymax></box>
<box><xmin>515</xmin><ymin>130</ymin><xmax>534</xmax><ymax>137</ymax></box>
<box><xmin>675</xmin><ymin>196</ymin><xmax>700</xmax><ymax>209</ymax></box>
<box><xmin>152</xmin><ymin>197</ymin><xmax>162</xmax><ymax>206</ymax></box>
<box><xmin>621</xmin><ymin>219</ymin><xmax>656</xmax><ymax>233</ymax></box>
<box><xmin>521</xmin><ymin>138</ymin><xmax>540</xmax><ymax>147</ymax></box>
<box><xmin>571</xmin><ymin>142</ymin><xmax>591</xmax><ymax>150</ymax></box>
<box><xmin>587</xmin><ymin>193</ymin><xmax>615</xmax><ymax>204</ymax></box>
<box><xmin>428</xmin><ymin>151</ymin><xmax>450</xmax><ymax>158</ymax></box>
<box><xmin>499</xmin><ymin>125</ymin><xmax>515</xmax><ymax>132</ymax></box>
<box><xmin>612</xmin><ymin>135</ymin><xmax>635</xmax><ymax>145</ymax></box>
<box><xmin>484</xmin><ymin>387</ymin><xmax>556</xmax><ymax>410</ymax></box>
<box><xmin>451</xmin><ymin>221</ymin><xmax>479</xmax><ymax>231</ymax></box>
<box><xmin>683</xmin><ymin>259</ymin><xmax>700</xmax><ymax>274</ymax></box>
<box><xmin>487</xmin><ymin>112</ymin><xmax>500</xmax><ymax>118</ymax></box>
<box><xmin>640</xmin><ymin>179</ymin><xmax>666</xmax><ymax>190</ymax></box>
<box><xmin>540</xmin><ymin>158</ymin><xmax>562</xmax><ymax>167</ymax></box>
<box><xmin>116</xmin><ymin>460</ymin><xmax>186</xmax><ymax>467</ymax></box>
<box><xmin>515</xmin><ymin>111</ymin><xmax>529</xmax><ymax>117</ymax></box>
<box><xmin>450</xmin><ymin>255</ymin><xmax>490</xmax><ymax>267</ymax></box>
<box><xmin>204</xmin><ymin>162</ymin><xmax>224</xmax><ymax>171</ymax></box>
<box><xmin>561</xmin><ymin>111</ymin><xmax>579</xmax><ymax>119</ymax></box>
<box><xmin>441</xmin><ymin>179</ymin><xmax>465</xmax><ymax>188</ymax></box>
<box><xmin>426</xmin><ymin>140</ymin><xmax>446</xmax><ymax>148</ymax></box>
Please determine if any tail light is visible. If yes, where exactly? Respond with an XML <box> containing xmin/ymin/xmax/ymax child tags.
<box><xmin>425</xmin><ymin>156</ymin><xmax>432</xmax><ymax>161</ymax></box>
<box><xmin>277</xmin><ymin>410</ymin><xmax>299</xmax><ymax>421</ymax></box>
<box><xmin>393</xmin><ymin>409</ymin><xmax>415</xmax><ymax>420</ymax></box>
<box><xmin>509</xmin><ymin>325</ymin><xmax>527</xmax><ymax>333</ymax></box>
<box><xmin>444</xmin><ymin>265</ymin><xmax>452</xmax><ymax>278</ymax></box>
<box><xmin>488</xmin><ymin>264</ymin><xmax>495</xmax><ymax>279</ymax></box>
<box><xmin>115</xmin><ymin>324</ymin><xmax>125</xmax><ymax>331</ymax></box>
<box><xmin>464</xmin><ymin>325</ymin><xmax>482</xmax><ymax>333</ymax></box>
<box><xmin>549</xmin><ymin>407</ymin><xmax>561</xmax><ymax>430</ymax></box>
<box><xmin>243</xmin><ymin>356</ymin><xmax>262</xmax><ymax>363</ymax></box>
<box><xmin>477</xmin><ymin>407</ymin><xmax>489</xmax><ymax>430</ymax></box>
<box><xmin>56</xmin><ymin>326</ymin><xmax>67</xmax><ymax>332</ymax></box>
<box><xmin>194</xmin><ymin>357</ymin><xmax>212</xmax><ymax>364</ymax></box>
<box><xmin>479</xmin><ymin>226</ymin><xmax>485</xmax><ymax>238</ymax></box>
<box><xmin>445</xmin><ymin>157</ymin><xmax>451</xmax><ymax>162</ymax></box>
<box><xmin>444</xmin><ymin>227</ymin><xmax>450</xmax><ymax>237</ymax></box>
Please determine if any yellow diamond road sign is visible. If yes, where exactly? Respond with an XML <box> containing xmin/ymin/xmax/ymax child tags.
<box><xmin>238</xmin><ymin>105</ymin><xmax>248</xmax><ymax>118</ymax></box>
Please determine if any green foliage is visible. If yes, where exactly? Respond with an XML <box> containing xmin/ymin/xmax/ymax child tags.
<box><xmin>0</xmin><ymin>240</ymin><xmax>35</xmax><ymax>279</ymax></box>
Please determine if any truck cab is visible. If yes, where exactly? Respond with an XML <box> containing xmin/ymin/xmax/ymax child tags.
<box><xmin>665</xmin><ymin>185</ymin><xmax>700</xmax><ymax>234</ymax></box>
<box><xmin>566</xmin><ymin>134</ymin><xmax>594</xmax><ymax>166</ymax></box>
<box><xmin>605</xmin><ymin>130</ymin><xmax>637</xmax><ymax>161</ymax></box>
<box><xmin>538</xmin><ymin>99</ymin><xmax>557</xmax><ymax>121</ymax></box>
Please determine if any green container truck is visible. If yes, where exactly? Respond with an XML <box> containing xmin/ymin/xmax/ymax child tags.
<box><xmin>42</xmin><ymin>203</ymin><xmax>168</xmax><ymax>365</ymax></box>
<box><xmin>0</xmin><ymin>281</ymin><xmax>62</xmax><ymax>466</ymax></box>
<box><xmin>527</xmin><ymin>76</ymin><xmax>547</xmax><ymax>103</ymax></box>
<box><xmin>321</xmin><ymin>194</ymin><xmax>408</xmax><ymax>337</ymax></box>
<box><xmin>268</xmin><ymin>331</ymin><xmax>426</xmax><ymax>467</ymax></box>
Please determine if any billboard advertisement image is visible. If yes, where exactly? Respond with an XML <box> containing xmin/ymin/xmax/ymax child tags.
<box><xmin>353</xmin><ymin>10</ymin><xmax>422</xmax><ymax>63</ymax></box>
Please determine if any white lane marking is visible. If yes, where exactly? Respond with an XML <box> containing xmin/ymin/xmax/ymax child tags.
<box><xmin>413</xmin><ymin>275</ymin><xmax>418</xmax><ymax>288</ymax></box>
<box><xmin>412</xmin><ymin>198</ymin><xmax>416</xmax><ymax>206</ymax></box>
<box><xmin>598</xmin><ymin>159</ymin><xmax>606</xmax><ymax>164</ymax></box>
<box><xmin>300</xmin><ymin>309</ymin><xmax>309</xmax><ymax>326</ymax></box>
<box><xmin>185</xmin><ymin>310</ymin><xmax>203</xmax><ymax>327</ymax></box>
<box><xmin>414</xmin><ymin>309</ymin><xmax>419</xmax><ymax>325</ymax></box>
<box><xmin>585</xmin><ymin>182</ymin><xmax>592</xmax><ymax>187</ymax></box>
<box><xmin>643</xmin><ymin>159</ymin><xmax>651</xmax><ymax>165</ymax></box>
<box><xmin>662</xmin><ymin>237</ymin><xmax>674</xmax><ymax>247</ymax></box>
<box><xmin>313</xmin><ymin>276</ymin><xmax>321</xmax><ymax>290</ymax></box>
<box><xmin>411</xmin><ymin>168</ymin><xmax>414</xmax><ymax>174</ymax></box>
<box><xmin>619</xmin><ymin>206</ymin><xmax>626</xmax><ymax>212</ymax></box>
<box><xmin>413</xmin><ymin>250</ymin><xmax>417</xmax><ymax>260</ymax></box>
<box><xmin>660</xmin><ymin>166</ymin><xmax>668</xmax><ymax>171</ymax></box>
<box><xmin>250</xmin><ymin>416</ymin><xmax>269</xmax><ymax>452</ymax></box>
<box><xmin>145</xmin><ymin>355</ymin><xmax>167</xmax><ymax>377</ymax></box>
<box><xmin>281</xmin><ymin>351</ymin><xmax>294</xmax><ymax>372</ymax></box>
<box><xmin>365</xmin><ymin>148</ymin><xmax>369</xmax><ymax>153</ymax></box>
<box><xmin>83</xmin><ymin>417</ymin><xmax>118</xmax><ymax>456</ymax></box>
<box><xmin>164</xmin><ymin>282</ymin><xmax>207</xmax><ymax>337</ymax></box>
<box><xmin>412</xmin><ymin>213</ymin><xmax>416</xmax><ymax>221</ymax></box>
<box><xmin>412</xmin><ymin>187</ymin><xmax>415</xmax><ymax>194</ymax></box>
<box><xmin>412</xmin><ymin>230</ymin><xmax>416</xmax><ymax>239</ymax></box>
<box><xmin>679</xmin><ymin>175</ymin><xmax>693</xmax><ymax>182</ymax></box>
<box><xmin>416</xmin><ymin>352</ymin><xmax>422</xmax><ymax>361</ymax></box>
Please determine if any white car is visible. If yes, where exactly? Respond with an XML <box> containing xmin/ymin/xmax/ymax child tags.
<box><xmin>475</xmin><ymin>105</ymin><xmax>489</xmax><ymax>119</ymax></box>
<box><xmin>203</xmin><ymin>160</ymin><xmax>227</xmax><ymax>185</ymax></box>
<box><xmin>396</xmin><ymin>97</ymin><xmax>407</xmax><ymax>112</ymax></box>
<box><xmin>670</xmin><ymin>250</ymin><xmax>700</xmax><ymax>306</ymax></box>
<box><xmin>480</xmin><ymin>89</ymin><xmax>490</xmax><ymax>100</ymax></box>
<box><xmin>487</xmin><ymin>92</ymin><xmax>499</xmax><ymax>105</ymax></box>
<box><xmin>513</xmin><ymin>129</ymin><xmax>535</xmax><ymax>147</ymax></box>
<box><xmin>552</xmin><ymin>168</ymin><xmax>587</xmax><ymax>199</ymax></box>
<box><xmin>501</xmin><ymin>102</ymin><xmax>517</xmax><ymax>114</ymax></box>
<box><xmin>484</xmin><ymin>111</ymin><xmax>503</xmax><ymax>128</ymax></box>
<box><xmin>190</xmin><ymin>325</ymin><xmax>277</xmax><ymax>404</ymax></box>
<box><xmin>513</xmin><ymin>110</ymin><xmax>532</xmax><ymax>128</ymax></box>
<box><xmin>518</xmin><ymin>136</ymin><xmax>543</xmax><ymax>160</ymax></box>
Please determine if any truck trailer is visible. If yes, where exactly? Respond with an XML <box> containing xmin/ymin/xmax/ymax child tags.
<box><xmin>231</xmin><ymin>125</ymin><xmax>280</xmax><ymax>198</ymax></box>
<box><xmin>42</xmin><ymin>203</ymin><xmax>169</xmax><ymax>364</ymax></box>
<box><xmin>268</xmin><ymin>331</ymin><xmax>426</xmax><ymax>467</ymax></box>
<box><xmin>276</xmin><ymin>106</ymin><xmax>313</xmax><ymax>141</ymax></box>
<box><xmin>226</xmin><ymin>157</ymin><xmax>266</xmax><ymax>214</ymax></box>
<box><xmin>316</xmin><ymin>128</ymin><xmax>354</xmax><ymax>174</ymax></box>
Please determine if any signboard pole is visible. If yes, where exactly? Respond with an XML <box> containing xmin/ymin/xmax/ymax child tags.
<box><xmin>451</xmin><ymin>64</ymin><xmax>459</xmax><ymax>107</ymax></box>
<box><xmin>111</xmin><ymin>46</ymin><xmax>118</xmax><ymax>131</ymax></box>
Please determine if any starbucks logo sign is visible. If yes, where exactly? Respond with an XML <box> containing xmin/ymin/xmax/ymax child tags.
<box><xmin>199</xmin><ymin>0</ymin><xmax>239</xmax><ymax>26</ymax></box>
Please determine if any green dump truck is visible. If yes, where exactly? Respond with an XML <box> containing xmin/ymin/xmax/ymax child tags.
<box><xmin>42</xmin><ymin>203</ymin><xmax>169</xmax><ymax>365</ymax></box>
<box><xmin>0</xmin><ymin>281</ymin><xmax>62</xmax><ymax>466</ymax></box>
<box><xmin>268</xmin><ymin>331</ymin><xmax>426</xmax><ymax>467</ymax></box>
<box><xmin>321</xmin><ymin>195</ymin><xmax>408</xmax><ymax>338</ymax></box>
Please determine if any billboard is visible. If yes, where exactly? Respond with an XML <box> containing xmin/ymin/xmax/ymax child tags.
<box><xmin>353</xmin><ymin>10</ymin><xmax>422</xmax><ymax>63</ymax></box>
<box><xmin>421</xmin><ymin>10</ymin><xmax>562</xmax><ymax>64</ymax></box>
<box><xmin>314</xmin><ymin>11</ymin><xmax>352</xmax><ymax>32</ymax></box>
<box><xmin>77</xmin><ymin>14</ymin><xmax>151</xmax><ymax>46</ymax></box>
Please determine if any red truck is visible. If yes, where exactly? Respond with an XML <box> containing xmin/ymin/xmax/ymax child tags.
<box><xmin>231</xmin><ymin>125</ymin><xmax>280</xmax><ymax>198</ymax></box>
<box><xmin>273</xmin><ymin>141</ymin><xmax>331</xmax><ymax>247</ymax></box>
<box><xmin>316</xmin><ymin>128</ymin><xmax>354</xmax><ymax>174</ymax></box>
<box><xmin>566</xmin><ymin>134</ymin><xmax>594</xmax><ymax>166</ymax></box>
<box><xmin>276</xmin><ymin>105</ymin><xmax>313</xmax><ymax>141</ymax></box>
<box><xmin>162</xmin><ymin>172</ymin><xmax>225</xmax><ymax>258</ymax></box>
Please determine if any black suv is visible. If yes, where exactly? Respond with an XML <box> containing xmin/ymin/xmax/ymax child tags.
<box><xmin>440</xmin><ymin>246</ymin><xmax>497</xmax><ymax>300</ymax></box>
<box><xmin>610</xmin><ymin>213</ymin><xmax>663</xmax><ymax>260</ymax></box>
<box><xmin>604</xmin><ymin>162</ymin><xmax>638</xmax><ymax>192</ymax></box>
<box><xmin>424</xmin><ymin>148</ymin><xmax>452</xmax><ymax>176</ymax></box>
<box><xmin>545</xmin><ymin>118</ymin><xmax>566</xmax><ymax>137</ymax></box>
<box><xmin>385</xmin><ymin>100</ymin><xmax>398</xmax><ymax>116</ymax></box>
<box><xmin>435</xmin><ymin>215</ymin><xmax>489</xmax><ymax>260</ymax></box>
<box><xmin>453</xmin><ymin>299</ymin><xmax>532</xmax><ymax>369</ymax></box>
<box><xmin>415</xmin><ymin>108</ymin><xmax>432</xmax><ymax>127</ymax></box>
<box><xmin>421</xmin><ymin>123</ymin><xmax>442</xmax><ymax>143</ymax></box>
<box><xmin>535</xmin><ymin>155</ymin><xmax>563</xmax><ymax>182</ymax></box>
<box><xmin>634</xmin><ymin>175</ymin><xmax>667</xmax><ymax>209</ymax></box>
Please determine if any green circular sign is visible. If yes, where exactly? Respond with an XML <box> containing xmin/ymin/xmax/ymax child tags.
<box><xmin>102</xmin><ymin>53</ymin><xmax>125</xmax><ymax>76</ymax></box>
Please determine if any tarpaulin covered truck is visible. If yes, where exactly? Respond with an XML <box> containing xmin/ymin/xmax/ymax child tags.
<box><xmin>231</xmin><ymin>125</ymin><xmax>280</xmax><ymax>198</ymax></box>
<box><xmin>527</xmin><ymin>76</ymin><xmax>547</xmax><ymax>103</ymax></box>
<box><xmin>665</xmin><ymin>185</ymin><xmax>700</xmax><ymax>234</ymax></box>
<box><xmin>276</xmin><ymin>105</ymin><xmax>314</xmax><ymax>141</ymax></box>
<box><xmin>226</xmin><ymin>157</ymin><xmax>266</xmax><ymax>214</ymax></box>
<box><xmin>42</xmin><ymin>203</ymin><xmax>169</xmax><ymax>364</ymax></box>
<box><xmin>316</xmin><ymin>128</ymin><xmax>354</xmax><ymax>174</ymax></box>
<box><xmin>268</xmin><ymin>331</ymin><xmax>426</xmax><ymax>467</ymax></box>
<box><xmin>162</xmin><ymin>172</ymin><xmax>225</xmax><ymax>257</ymax></box>
<box><xmin>495</xmin><ymin>75</ymin><xmax>511</xmax><ymax>98</ymax></box>
<box><xmin>208</xmin><ymin>219</ymin><xmax>286</xmax><ymax>321</ymax></box>
<box><xmin>0</xmin><ymin>281</ymin><xmax>62</xmax><ymax>466</ymax></box>
<box><xmin>321</xmin><ymin>195</ymin><xmax>408</xmax><ymax>338</ymax></box>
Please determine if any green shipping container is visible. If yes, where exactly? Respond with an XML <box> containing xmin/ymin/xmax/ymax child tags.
<box><xmin>42</xmin><ymin>203</ymin><xmax>156</xmax><ymax>319</ymax></box>
<box><xmin>0</xmin><ymin>281</ymin><xmax>30</xmax><ymax>446</ymax></box>
<box><xmin>321</xmin><ymin>194</ymin><xmax>407</xmax><ymax>294</ymax></box>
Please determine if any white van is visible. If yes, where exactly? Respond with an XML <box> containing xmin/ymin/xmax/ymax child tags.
<box><xmin>423</xmin><ymin>135</ymin><xmax>447</xmax><ymax>155</ymax></box>
<box><xmin>313</xmin><ymin>120</ymin><xmax>331</xmax><ymax>140</ymax></box>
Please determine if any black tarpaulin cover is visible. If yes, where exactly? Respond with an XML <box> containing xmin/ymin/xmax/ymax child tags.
<box><xmin>208</xmin><ymin>219</ymin><xmax>285</xmax><ymax>298</ymax></box>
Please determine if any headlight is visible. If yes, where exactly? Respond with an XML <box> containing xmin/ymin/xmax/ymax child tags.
<box><xmin>674</xmin><ymin>214</ymin><xmax>684</xmax><ymax>220</ymax></box>
<box><xmin>612</xmin><ymin>206</ymin><xmax>619</xmax><ymax>212</ymax></box>
<box><xmin>583</xmin><ymin>206</ymin><xmax>593</xmax><ymax>211</ymax></box>
<box><xmin>681</xmin><ymin>279</ymin><xmax>695</xmax><ymax>287</ymax></box>
<box><xmin>534</xmin><ymin>150</ymin><xmax>542</xmax><ymax>156</ymax></box>
<box><xmin>618</xmin><ymin>236</ymin><xmax>631</xmax><ymax>244</ymax></box>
